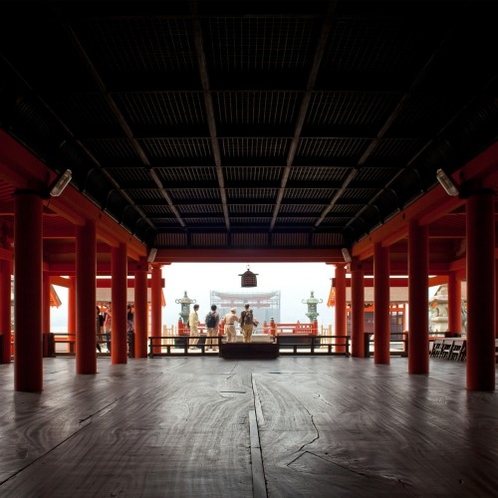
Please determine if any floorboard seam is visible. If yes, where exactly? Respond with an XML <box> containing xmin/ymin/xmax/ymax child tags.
<box><xmin>249</xmin><ymin>409</ymin><xmax>267</xmax><ymax>498</ymax></box>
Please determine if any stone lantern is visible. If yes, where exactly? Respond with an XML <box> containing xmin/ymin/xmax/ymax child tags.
<box><xmin>175</xmin><ymin>291</ymin><xmax>196</xmax><ymax>324</ymax></box>
<box><xmin>302</xmin><ymin>291</ymin><xmax>323</xmax><ymax>323</ymax></box>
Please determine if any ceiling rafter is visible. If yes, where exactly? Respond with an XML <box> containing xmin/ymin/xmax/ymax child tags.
<box><xmin>190</xmin><ymin>0</ymin><xmax>230</xmax><ymax>230</ymax></box>
<box><xmin>41</xmin><ymin>11</ymin><xmax>155</xmax><ymax>228</ymax></box>
<box><xmin>0</xmin><ymin>0</ymin><xmax>496</xmax><ymax>262</ymax></box>
<box><xmin>270</xmin><ymin>1</ymin><xmax>338</xmax><ymax>231</ymax></box>
<box><xmin>344</xmin><ymin>3</ymin><xmax>489</xmax><ymax>233</ymax></box>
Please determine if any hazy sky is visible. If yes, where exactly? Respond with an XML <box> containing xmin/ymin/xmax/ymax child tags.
<box><xmin>50</xmin><ymin>262</ymin><xmax>337</xmax><ymax>330</ymax></box>
<box><xmin>162</xmin><ymin>262</ymin><xmax>336</xmax><ymax>326</ymax></box>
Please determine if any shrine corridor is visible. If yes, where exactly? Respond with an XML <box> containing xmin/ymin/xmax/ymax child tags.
<box><xmin>1</xmin><ymin>356</ymin><xmax>498</xmax><ymax>497</ymax></box>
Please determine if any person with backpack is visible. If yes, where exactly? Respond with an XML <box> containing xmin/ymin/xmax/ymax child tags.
<box><xmin>240</xmin><ymin>303</ymin><xmax>258</xmax><ymax>343</ymax></box>
<box><xmin>205</xmin><ymin>304</ymin><xmax>220</xmax><ymax>351</ymax></box>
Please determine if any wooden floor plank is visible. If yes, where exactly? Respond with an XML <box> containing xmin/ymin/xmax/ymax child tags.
<box><xmin>0</xmin><ymin>357</ymin><xmax>497</xmax><ymax>497</ymax></box>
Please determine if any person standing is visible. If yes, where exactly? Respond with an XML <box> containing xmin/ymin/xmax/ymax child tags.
<box><xmin>127</xmin><ymin>305</ymin><xmax>135</xmax><ymax>354</ymax></box>
<box><xmin>96</xmin><ymin>306</ymin><xmax>103</xmax><ymax>353</ymax></box>
<box><xmin>240</xmin><ymin>303</ymin><xmax>257</xmax><ymax>343</ymax></box>
<box><xmin>223</xmin><ymin>307</ymin><xmax>240</xmax><ymax>343</ymax></box>
<box><xmin>188</xmin><ymin>304</ymin><xmax>200</xmax><ymax>348</ymax></box>
<box><xmin>103</xmin><ymin>304</ymin><xmax>112</xmax><ymax>352</ymax></box>
<box><xmin>205</xmin><ymin>304</ymin><xmax>220</xmax><ymax>351</ymax></box>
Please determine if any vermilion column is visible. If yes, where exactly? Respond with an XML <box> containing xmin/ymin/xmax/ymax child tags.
<box><xmin>111</xmin><ymin>243</ymin><xmax>128</xmax><ymax>364</ymax></box>
<box><xmin>68</xmin><ymin>276</ymin><xmax>76</xmax><ymax>336</ymax></box>
<box><xmin>151</xmin><ymin>264</ymin><xmax>163</xmax><ymax>340</ymax></box>
<box><xmin>351</xmin><ymin>259</ymin><xmax>365</xmax><ymax>357</ymax></box>
<box><xmin>14</xmin><ymin>190</ymin><xmax>43</xmax><ymax>391</ymax></box>
<box><xmin>447</xmin><ymin>271</ymin><xmax>462</xmax><ymax>334</ymax></box>
<box><xmin>334</xmin><ymin>265</ymin><xmax>346</xmax><ymax>351</ymax></box>
<box><xmin>374</xmin><ymin>243</ymin><xmax>390</xmax><ymax>364</ymax></box>
<box><xmin>42</xmin><ymin>272</ymin><xmax>51</xmax><ymax>357</ymax></box>
<box><xmin>466</xmin><ymin>190</ymin><xmax>495</xmax><ymax>391</ymax></box>
<box><xmin>0</xmin><ymin>256</ymin><xmax>12</xmax><ymax>364</ymax></box>
<box><xmin>134</xmin><ymin>261</ymin><xmax>148</xmax><ymax>358</ymax></box>
<box><xmin>408</xmin><ymin>221</ymin><xmax>429</xmax><ymax>374</ymax></box>
<box><xmin>42</xmin><ymin>272</ymin><xmax>51</xmax><ymax>332</ymax></box>
<box><xmin>76</xmin><ymin>221</ymin><xmax>97</xmax><ymax>374</ymax></box>
<box><xmin>496</xmin><ymin>264</ymin><xmax>498</xmax><ymax>339</ymax></box>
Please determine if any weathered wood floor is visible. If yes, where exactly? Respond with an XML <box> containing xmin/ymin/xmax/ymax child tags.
<box><xmin>1</xmin><ymin>356</ymin><xmax>498</xmax><ymax>497</ymax></box>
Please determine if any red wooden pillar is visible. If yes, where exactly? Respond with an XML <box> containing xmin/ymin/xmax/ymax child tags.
<box><xmin>0</xmin><ymin>256</ymin><xmax>12</xmax><ymax>364</ymax></box>
<box><xmin>466</xmin><ymin>189</ymin><xmax>495</xmax><ymax>391</ymax></box>
<box><xmin>76</xmin><ymin>221</ymin><xmax>97</xmax><ymax>374</ymax></box>
<box><xmin>42</xmin><ymin>271</ymin><xmax>51</xmax><ymax>356</ymax></box>
<box><xmin>111</xmin><ymin>243</ymin><xmax>128</xmax><ymax>364</ymax></box>
<box><xmin>134</xmin><ymin>261</ymin><xmax>148</xmax><ymax>358</ymax></box>
<box><xmin>42</xmin><ymin>272</ymin><xmax>51</xmax><ymax>332</ymax></box>
<box><xmin>374</xmin><ymin>243</ymin><xmax>390</xmax><ymax>364</ymax></box>
<box><xmin>334</xmin><ymin>265</ymin><xmax>347</xmax><ymax>352</ymax></box>
<box><xmin>496</xmin><ymin>264</ymin><xmax>498</xmax><ymax>339</ymax></box>
<box><xmin>68</xmin><ymin>276</ymin><xmax>76</xmax><ymax>335</ymax></box>
<box><xmin>14</xmin><ymin>190</ymin><xmax>43</xmax><ymax>391</ymax></box>
<box><xmin>351</xmin><ymin>259</ymin><xmax>365</xmax><ymax>357</ymax></box>
<box><xmin>408</xmin><ymin>220</ymin><xmax>429</xmax><ymax>374</ymax></box>
<box><xmin>447</xmin><ymin>271</ymin><xmax>462</xmax><ymax>334</ymax></box>
<box><xmin>150</xmin><ymin>264</ymin><xmax>163</xmax><ymax>342</ymax></box>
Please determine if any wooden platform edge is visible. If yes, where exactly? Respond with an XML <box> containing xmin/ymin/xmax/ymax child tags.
<box><xmin>220</xmin><ymin>342</ymin><xmax>279</xmax><ymax>359</ymax></box>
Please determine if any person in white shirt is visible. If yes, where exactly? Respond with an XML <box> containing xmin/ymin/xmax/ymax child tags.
<box><xmin>188</xmin><ymin>304</ymin><xmax>200</xmax><ymax>347</ymax></box>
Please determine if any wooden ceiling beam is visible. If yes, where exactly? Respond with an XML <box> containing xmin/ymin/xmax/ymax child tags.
<box><xmin>155</xmin><ymin>247</ymin><xmax>344</xmax><ymax>264</ymax></box>
<box><xmin>0</xmin><ymin>130</ymin><xmax>147</xmax><ymax>262</ymax></box>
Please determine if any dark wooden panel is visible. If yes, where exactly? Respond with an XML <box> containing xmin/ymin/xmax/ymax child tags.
<box><xmin>220</xmin><ymin>343</ymin><xmax>279</xmax><ymax>359</ymax></box>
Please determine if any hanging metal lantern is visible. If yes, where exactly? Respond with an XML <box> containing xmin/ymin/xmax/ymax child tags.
<box><xmin>239</xmin><ymin>265</ymin><xmax>258</xmax><ymax>287</ymax></box>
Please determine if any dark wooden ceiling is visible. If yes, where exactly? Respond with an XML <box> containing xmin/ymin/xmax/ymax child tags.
<box><xmin>0</xmin><ymin>1</ymin><xmax>497</xmax><ymax>269</ymax></box>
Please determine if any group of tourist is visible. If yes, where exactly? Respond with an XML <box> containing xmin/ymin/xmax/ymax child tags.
<box><xmin>96</xmin><ymin>303</ymin><xmax>135</xmax><ymax>353</ymax></box>
<box><xmin>187</xmin><ymin>302</ymin><xmax>259</xmax><ymax>349</ymax></box>
<box><xmin>95</xmin><ymin>300</ymin><xmax>259</xmax><ymax>353</ymax></box>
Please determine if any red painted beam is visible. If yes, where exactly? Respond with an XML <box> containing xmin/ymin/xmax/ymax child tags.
<box><xmin>0</xmin><ymin>130</ymin><xmax>147</xmax><ymax>262</ymax></box>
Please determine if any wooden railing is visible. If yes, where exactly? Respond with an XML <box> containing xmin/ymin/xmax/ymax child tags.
<box><xmin>363</xmin><ymin>332</ymin><xmax>409</xmax><ymax>357</ymax></box>
<box><xmin>261</xmin><ymin>321</ymin><xmax>318</xmax><ymax>335</ymax></box>
<box><xmin>3</xmin><ymin>325</ymin><xmax>440</xmax><ymax>363</ymax></box>
<box><xmin>148</xmin><ymin>333</ymin><xmax>350</xmax><ymax>357</ymax></box>
<box><xmin>177</xmin><ymin>320</ymin><xmax>320</xmax><ymax>337</ymax></box>
<box><xmin>53</xmin><ymin>333</ymin><xmax>76</xmax><ymax>355</ymax></box>
<box><xmin>50</xmin><ymin>332</ymin><xmax>134</xmax><ymax>357</ymax></box>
